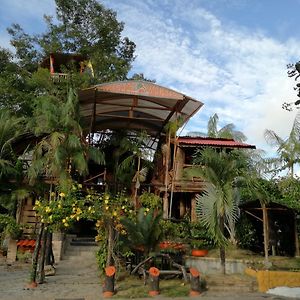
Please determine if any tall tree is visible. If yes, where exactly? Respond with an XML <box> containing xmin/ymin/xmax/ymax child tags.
<box><xmin>7</xmin><ymin>0</ymin><xmax>136</xmax><ymax>83</ymax></box>
<box><xmin>264</xmin><ymin>112</ymin><xmax>300</xmax><ymax>178</ymax></box>
<box><xmin>188</xmin><ymin>113</ymin><xmax>246</xmax><ymax>142</ymax></box>
<box><xmin>188</xmin><ymin>148</ymin><xmax>244</xmax><ymax>274</ymax></box>
<box><xmin>0</xmin><ymin>110</ymin><xmax>24</xmax><ymax>180</ymax></box>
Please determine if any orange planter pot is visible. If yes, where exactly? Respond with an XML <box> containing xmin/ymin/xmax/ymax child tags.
<box><xmin>191</xmin><ymin>249</ymin><xmax>208</xmax><ymax>257</ymax></box>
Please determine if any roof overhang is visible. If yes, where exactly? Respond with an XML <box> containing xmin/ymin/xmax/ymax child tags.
<box><xmin>79</xmin><ymin>80</ymin><xmax>203</xmax><ymax>137</ymax></box>
<box><xmin>177</xmin><ymin>137</ymin><xmax>256</xmax><ymax>149</ymax></box>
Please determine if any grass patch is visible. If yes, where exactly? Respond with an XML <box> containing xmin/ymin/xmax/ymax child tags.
<box><xmin>206</xmin><ymin>247</ymin><xmax>300</xmax><ymax>271</ymax></box>
<box><xmin>113</xmin><ymin>274</ymin><xmax>189</xmax><ymax>298</ymax></box>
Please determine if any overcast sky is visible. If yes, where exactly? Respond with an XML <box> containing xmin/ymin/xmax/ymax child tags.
<box><xmin>1</xmin><ymin>0</ymin><xmax>300</xmax><ymax>153</ymax></box>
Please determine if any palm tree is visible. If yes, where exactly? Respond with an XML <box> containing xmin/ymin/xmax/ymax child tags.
<box><xmin>121</xmin><ymin>208</ymin><xmax>162</xmax><ymax>257</ymax></box>
<box><xmin>28</xmin><ymin>87</ymin><xmax>104</xmax><ymax>187</ymax></box>
<box><xmin>264</xmin><ymin>112</ymin><xmax>300</xmax><ymax>178</ymax></box>
<box><xmin>188</xmin><ymin>148</ymin><xmax>243</xmax><ymax>274</ymax></box>
<box><xmin>27</xmin><ymin>87</ymin><xmax>104</xmax><ymax>284</ymax></box>
<box><xmin>0</xmin><ymin>110</ymin><xmax>24</xmax><ymax>180</ymax></box>
<box><xmin>188</xmin><ymin>113</ymin><xmax>246</xmax><ymax>142</ymax></box>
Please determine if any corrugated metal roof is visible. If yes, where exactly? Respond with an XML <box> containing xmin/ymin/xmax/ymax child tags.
<box><xmin>79</xmin><ymin>80</ymin><xmax>203</xmax><ymax>136</ymax></box>
<box><xmin>177</xmin><ymin>137</ymin><xmax>256</xmax><ymax>149</ymax></box>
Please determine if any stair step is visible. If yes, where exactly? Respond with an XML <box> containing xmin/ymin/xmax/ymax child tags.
<box><xmin>70</xmin><ymin>241</ymin><xmax>98</xmax><ymax>246</ymax></box>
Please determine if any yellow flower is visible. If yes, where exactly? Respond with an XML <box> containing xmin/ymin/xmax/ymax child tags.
<box><xmin>78</xmin><ymin>184</ymin><xmax>82</xmax><ymax>188</ymax></box>
<box><xmin>45</xmin><ymin>206</ymin><xmax>51</xmax><ymax>213</ymax></box>
<box><xmin>76</xmin><ymin>216</ymin><xmax>80</xmax><ymax>221</ymax></box>
<box><xmin>88</xmin><ymin>206</ymin><xmax>92</xmax><ymax>211</ymax></box>
<box><xmin>64</xmin><ymin>222</ymin><xmax>69</xmax><ymax>227</ymax></box>
<box><xmin>50</xmin><ymin>192</ymin><xmax>55</xmax><ymax>197</ymax></box>
<box><xmin>113</xmin><ymin>211</ymin><xmax>117</xmax><ymax>217</ymax></box>
<box><xmin>146</xmin><ymin>208</ymin><xmax>150</xmax><ymax>212</ymax></box>
<box><xmin>35</xmin><ymin>200</ymin><xmax>40</xmax><ymax>206</ymax></box>
<box><xmin>122</xmin><ymin>206</ymin><xmax>125</xmax><ymax>209</ymax></box>
<box><xmin>59</xmin><ymin>192</ymin><xmax>65</xmax><ymax>197</ymax></box>
<box><xmin>104</xmin><ymin>200</ymin><xmax>109</xmax><ymax>204</ymax></box>
<box><xmin>62</xmin><ymin>219</ymin><xmax>66</xmax><ymax>223</ymax></box>
<box><xmin>41</xmin><ymin>218</ymin><xmax>45</xmax><ymax>223</ymax></box>
<box><xmin>105</xmin><ymin>206</ymin><xmax>109</xmax><ymax>210</ymax></box>
<box><xmin>58</xmin><ymin>204</ymin><xmax>62</xmax><ymax>209</ymax></box>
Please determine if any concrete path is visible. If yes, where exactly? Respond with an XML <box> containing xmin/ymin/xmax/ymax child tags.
<box><xmin>0</xmin><ymin>255</ymin><xmax>296</xmax><ymax>300</ymax></box>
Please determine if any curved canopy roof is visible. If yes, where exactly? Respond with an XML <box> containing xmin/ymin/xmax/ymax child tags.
<box><xmin>79</xmin><ymin>80</ymin><xmax>203</xmax><ymax>136</ymax></box>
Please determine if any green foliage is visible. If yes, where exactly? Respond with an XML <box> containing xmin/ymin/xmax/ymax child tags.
<box><xmin>207</xmin><ymin>113</ymin><xmax>246</xmax><ymax>141</ymax></box>
<box><xmin>164</xmin><ymin>116</ymin><xmax>184</xmax><ymax>137</ymax></box>
<box><xmin>236</xmin><ymin>215</ymin><xmax>257</xmax><ymax>250</ymax></box>
<box><xmin>240</xmin><ymin>177</ymin><xmax>279</xmax><ymax>205</ymax></box>
<box><xmin>0</xmin><ymin>110</ymin><xmax>24</xmax><ymax>181</ymax></box>
<box><xmin>121</xmin><ymin>208</ymin><xmax>162</xmax><ymax>256</ymax></box>
<box><xmin>139</xmin><ymin>192</ymin><xmax>161</xmax><ymax>210</ymax></box>
<box><xmin>0</xmin><ymin>47</ymin><xmax>33</xmax><ymax>114</ymax></box>
<box><xmin>0</xmin><ymin>214</ymin><xmax>23</xmax><ymax>239</ymax></box>
<box><xmin>96</xmin><ymin>242</ymin><xmax>108</xmax><ymax>271</ymax></box>
<box><xmin>264</xmin><ymin>112</ymin><xmax>300</xmax><ymax>177</ymax></box>
<box><xmin>27</xmin><ymin>87</ymin><xmax>105</xmax><ymax>189</ymax></box>
<box><xmin>7</xmin><ymin>0</ymin><xmax>135</xmax><ymax>83</ymax></box>
<box><xmin>160</xmin><ymin>219</ymin><xmax>190</xmax><ymax>241</ymax></box>
<box><xmin>189</xmin><ymin>222</ymin><xmax>215</xmax><ymax>249</ymax></box>
<box><xmin>275</xmin><ymin>176</ymin><xmax>300</xmax><ymax>210</ymax></box>
<box><xmin>191</xmin><ymin>148</ymin><xmax>242</xmax><ymax>247</ymax></box>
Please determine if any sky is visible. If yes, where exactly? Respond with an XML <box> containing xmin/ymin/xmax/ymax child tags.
<box><xmin>1</xmin><ymin>0</ymin><xmax>300</xmax><ymax>153</ymax></box>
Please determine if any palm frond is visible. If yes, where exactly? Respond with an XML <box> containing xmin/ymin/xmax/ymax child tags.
<box><xmin>207</xmin><ymin>113</ymin><xmax>218</xmax><ymax>138</ymax></box>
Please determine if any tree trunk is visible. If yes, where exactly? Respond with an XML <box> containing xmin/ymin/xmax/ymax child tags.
<box><xmin>103</xmin><ymin>266</ymin><xmax>116</xmax><ymax>297</ymax></box>
<box><xmin>106</xmin><ymin>222</ymin><xmax>114</xmax><ymax>267</ymax></box>
<box><xmin>220</xmin><ymin>246</ymin><xmax>226</xmax><ymax>275</ymax></box>
<box><xmin>189</xmin><ymin>267</ymin><xmax>201</xmax><ymax>296</ymax></box>
<box><xmin>262</xmin><ymin>204</ymin><xmax>270</xmax><ymax>268</ymax></box>
<box><xmin>219</xmin><ymin>216</ymin><xmax>226</xmax><ymax>274</ymax></box>
<box><xmin>148</xmin><ymin>267</ymin><xmax>160</xmax><ymax>296</ymax></box>
<box><xmin>163</xmin><ymin>133</ymin><xmax>171</xmax><ymax>219</ymax></box>
<box><xmin>45</xmin><ymin>231</ymin><xmax>54</xmax><ymax>265</ymax></box>
<box><xmin>169</xmin><ymin>137</ymin><xmax>178</xmax><ymax>218</ymax></box>
<box><xmin>30</xmin><ymin>223</ymin><xmax>44</xmax><ymax>284</ymax></box>
<box><xmin>37</xmin><ymin>226</ymin><xmax>47</xmax><ymax>283</ymax></box>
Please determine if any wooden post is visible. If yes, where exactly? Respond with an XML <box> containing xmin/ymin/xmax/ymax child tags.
<box><xmin>189</xmin><ymin>267</ymin><xmax>201</xmax><ymax>296</ymax></box>
<box><xmin>148</xmin><ymin>267</ymin><xmax>160</xmax><ymax>296</ymax></box>
<box><xmin>103</xmin><ymin>266</ymin><xmax>116</xmax><ymax>298</ymax></box>
<box><xmin>262</xmin><ymin>203</ymin><xmax>270</xmax><ymax>268</ymax></box>
<box><xmin>191</xmin><ymin>195</ymin><xmax>197</xmax><ymax>222</ymax></box>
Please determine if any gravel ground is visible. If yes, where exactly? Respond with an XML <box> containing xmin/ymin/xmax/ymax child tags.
<box><xmin>0</xmin><ymin>256</ymin><xmax>297</xmax><ymax>300</ymax></box>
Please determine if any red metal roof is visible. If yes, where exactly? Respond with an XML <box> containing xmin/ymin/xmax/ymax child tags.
<box><xmin>177</xmin><ymin>137</ymin><xmax>256</xmax><ymax>149</ymax></box>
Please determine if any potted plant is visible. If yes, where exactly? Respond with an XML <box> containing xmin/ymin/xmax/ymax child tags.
<box><xmin>190</xmin><ymin>240</ymin><xmax>209</xmax><ymax>257</ymax></box>
<box><xmin>189</xmin><ymin>222</ymin><xmax>214</xmax><ymax>257</ymax></box>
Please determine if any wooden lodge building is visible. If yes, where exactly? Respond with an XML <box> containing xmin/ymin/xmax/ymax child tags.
<box><xmin>16</xmin><ymin>52</ymin><xmax>299</xmax><ymax>262</ymax></box>
<box><xmin>14</xmin><ymin>53</ymin><xmax>257</xmax><ymax>235</ymax></box>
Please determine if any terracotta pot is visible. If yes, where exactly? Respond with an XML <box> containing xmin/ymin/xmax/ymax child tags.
<box><xmin>191</xmin><ymin>249</ymin><xmax>208</xmax><ymax>257</ymax></box>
